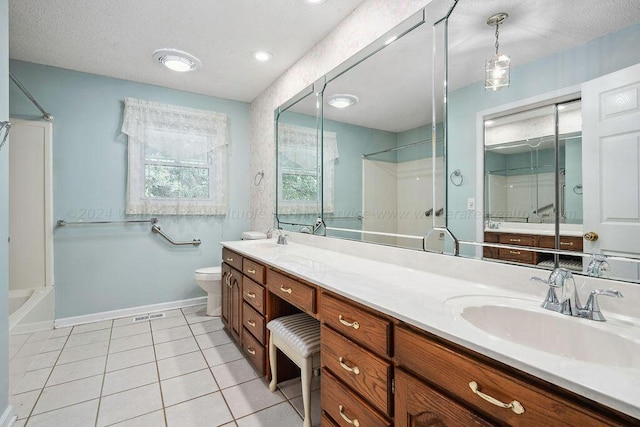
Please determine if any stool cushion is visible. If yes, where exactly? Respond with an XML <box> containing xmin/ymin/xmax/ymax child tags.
<box><xmin>267</xmin><ymin>313</ymin><xmax>321</xmax><ymax>358</ymax></box>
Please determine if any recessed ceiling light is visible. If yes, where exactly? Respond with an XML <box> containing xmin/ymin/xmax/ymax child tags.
<box><xmin>557</xmin><ymin>105</ymin><xmax>566</xmax><ymax>110</ymax></box>
<box><xmin>252</xmin><ymin>51</ymin><xmax>273</xmax><ymax>62</ymax></box>
<box><xmin>153</xmin><ymin>49</ymin><xmax>201</xmax><ymax>72</ymax></box>
<box><xmin>484</xmin><ymin>120</ymin><xmax>495</xmax><ymax>126</ymax></box>
<box><xmin>328</xmin><ymin>94</ymin><xmax>359</xmax><ymax>109</ymax></box>
<box><xmin>384</xmin><ymin>36</ymin><xmax>398</xmax><ymax>45</ymax></box>
<box><xmin>304</xmin><ymin>0</ymin><xmax>326</xmax><ymax>3</ymax></box>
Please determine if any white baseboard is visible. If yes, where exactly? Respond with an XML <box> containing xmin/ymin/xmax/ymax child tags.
<box><xmin>10</xmin><ymin>320</ymin><xmax>55</xmax><ymax>336</ymax></box>
<box><xmin>54</xmin><ymin>297</ymin><xmax>207</xmax><ymax>329</ymax></box>
<box><xmin>0</xmin><ymin>405</ymin><xmax>16</xmax><ymax>427</ymax></box>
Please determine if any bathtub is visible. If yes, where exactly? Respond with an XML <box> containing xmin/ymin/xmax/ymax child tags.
<box><xmin>9</xmin><ymin>287</ymin><xmax>55</xmax><ymax>334</ymax></box>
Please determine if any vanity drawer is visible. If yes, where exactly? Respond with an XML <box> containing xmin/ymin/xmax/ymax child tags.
<box><xmin>321</xmin><ymin>369</ymin><xmax>391</xmax><ymax>427</ymax></box>
<box><xmin>395</xmin><ymin>325</ymin><xmax>619</xmax><ymax>426</ymax></box>
<box><xmin>222</xmin><ymin>248</ymin><xmax>243</xmax><ymax>272</ymax></box>
<box><xmin>538</xmin><ymin>235</ymin><xmax>584</xmax><ymax>252</ymax></box>
<box><xmin>498</xmin><ymin>248</ymin><xmax>535</xmax><ymax>264</ymax></box>
<box><xmin>321</xmin><ymin>325</ymin><xmax>391</xmax><ymax>416</ymax></box>
<box><xmin>243</xmin><ymin>258</ymin><xmax>266</xmax><ymax>285</ymax></box>
<box><xmin>243</xmin><ymin>276</ymin><xmax>265</xmax><ymax>314</ymax></box>
<box><xmin>498</xmin><ymin>233</ymin><xmax>536</xmax><ymax>247</ymax></box>
<box><xmin>242</xmin><ymin>327</ymin><xmax>265</xmax><ymax>374</ymax></box>
<box><xmin>267</xmin><ymin>270</ymin><xmax>317</xmax><ymax>315</ymax></box>
<box><xmin>321</xmin><ymin>293</ymin><xmax>391</xmax><ymax>356</ymax></box>
<box><xmin>321</xmin><ymin>413</ymin><xmax>339</xmax><ymax>427</ymax></box>
<box><xmin>242</xmin><ymin>302</ymin><xmax>265</xmax><ymax>345</ymax></box>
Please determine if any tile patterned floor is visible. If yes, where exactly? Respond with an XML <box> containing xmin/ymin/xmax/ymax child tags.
<box><xmin>8</xmin><ymin>305</ymin><xmax>320</xmax><ymax>427</ymax></box>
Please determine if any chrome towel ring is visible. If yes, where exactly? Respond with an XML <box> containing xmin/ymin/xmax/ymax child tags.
<box><xmin>450</xmin><ymin>169</ymin><xmax>464</xmax><ymax>186</ymax></box>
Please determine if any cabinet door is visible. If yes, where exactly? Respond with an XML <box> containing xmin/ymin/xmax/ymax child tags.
<box><xmin>221</xmin><ymin>264</ymin><xmax>231</xmax><ymax>328</ymax></box>
<box><xmin>230</xmin><ymin>269</ymin><xmax>242</xmax><ymax>343</ymax></box>
<box><xmin>395</xmin><ymin>369</ymin><xmax>494</xmax><ymax>427</ymax></box>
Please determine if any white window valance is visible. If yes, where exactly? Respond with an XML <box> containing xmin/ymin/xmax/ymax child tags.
<box><xmin>277</xmin><ymin>123</ymin><xmax>338</xmax><ymax>214</ymax></box>
<box><xmin>122</xmin><ymin>97</ymin><xmax>228</xmax><ymax>215</ymax></box>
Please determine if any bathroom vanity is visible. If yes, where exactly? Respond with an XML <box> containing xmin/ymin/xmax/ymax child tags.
<box><xmin>220</xmin><ymin>237</ymin><xmax>640</xmax><ymax>426</ymax></box>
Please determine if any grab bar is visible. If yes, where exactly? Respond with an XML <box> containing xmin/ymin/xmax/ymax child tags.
<box><xmin>151</xmin><ymin>224</ymin><xmax>201</xmax><ymax>246</ymax></box>
<box><xmin>56</xmin><ymin>217</ymin><xmax>201</xmax><ymax>247</ymax></box>
<box><xmin>57</xmin><ymin>218</ymin><xmax>158</xmax><ymax>227</ymax></box>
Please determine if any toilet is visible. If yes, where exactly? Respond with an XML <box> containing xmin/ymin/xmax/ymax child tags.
<box><xmin>195</xmin><ymin>231</ymin><xmax>268</xmax><ymax>316</ymax></box>
<box><xmin>194</xmin><ymin>266</ymin><xmax>222</xmax><ymax>316</ymax></box>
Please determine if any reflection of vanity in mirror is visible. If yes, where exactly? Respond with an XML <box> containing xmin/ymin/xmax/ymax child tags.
<box><xmin>275</xmin><ymin>0</ymin><xmax>640</xmax><ymax>284</ymax></box>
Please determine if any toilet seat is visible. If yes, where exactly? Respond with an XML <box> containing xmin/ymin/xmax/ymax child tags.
<box><xmin>195</xmin><ymin>266</ymin><xmax>222</xmax><ymax>281</ymax></box>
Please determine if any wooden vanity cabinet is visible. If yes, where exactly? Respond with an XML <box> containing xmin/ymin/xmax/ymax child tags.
<box><xmin>220</xmin><ymin>260</ymin><xmax>242</xmax><ymax>344</ymax></box>
<box><xmin>484</xmin><ymin>231</ymin><xmax>583</xmax><ymax>266</ymax></box>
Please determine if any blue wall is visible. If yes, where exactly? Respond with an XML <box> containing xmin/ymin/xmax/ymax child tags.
<box><xmin>448</xmin><ymin>23</ymin><xmax>640</xmax><ymax>253</ymax></box>
<box><xmin>9</xmin><ymin>60</ymin><xmax>251</xmax><ymax>318</ymax></box>
<box><xmin>1</xmin><ymin>0</ymin><xmax>10</xmax><ymax>419</ymax></box>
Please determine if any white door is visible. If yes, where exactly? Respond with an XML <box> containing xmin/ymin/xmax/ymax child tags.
<box><xmin>582</xmin><ymin>63</ymin><xmax>640</xmax><ymax>280</ymax></box>
<box><xmin>9</xmin><ymin>119</ymin><xmax>53</xmax><ymax>290</ymax></box>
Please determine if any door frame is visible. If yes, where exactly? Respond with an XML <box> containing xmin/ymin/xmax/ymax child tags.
<box><xmin>10</xmin><ymin>118</ymin><xmax>54</xmax><ymax>288</ymax></box>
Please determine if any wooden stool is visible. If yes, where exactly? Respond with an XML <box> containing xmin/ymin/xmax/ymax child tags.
<box><xmin>267</xmin><ymin>313</ymin><xmax>321</xmax><ymax>427</ymax></box>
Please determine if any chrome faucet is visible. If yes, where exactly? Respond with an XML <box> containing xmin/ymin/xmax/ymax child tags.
<box><xmin>531</xmin><ymin>268</ymin><xmax>623</xmax><ymax>321</ymax></box>
<box><xmin>266</xmin><ymin>227</ymin><xmax>278</xmax><ymax>239</ymax></box>
<box><xmin>587</xmin><ymin>255</ymin><xmax>611</xmax><ymax>278</ymax></box>
<box><xmin>276</xmin><ymin>229</ymin><xmax>288</xmax><ymax>245</ymax></box>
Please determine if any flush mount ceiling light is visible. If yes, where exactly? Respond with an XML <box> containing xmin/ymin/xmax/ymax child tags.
<box><xmin>153</xmin><ymin>49</ymin><xmax>201</xmax><ymax>72</ymax></box>
<box><xmin>484</xmin><ymin>12</ymin><xmax>510</xmax><ymax>91</ymax></box>
<box><xmin>304</xmin><ymin>0</ymin><xmax>326</xmax><ymax>3</ymax></box>
<box><xmin>252</xmin><ymin>51</ymin><xmax>273</xmax><ymax>62</ymax></box>
<box><xmin>328</xmin><ymin>94</ymin><xmax>358</xmax><ymax>109</ymax></box>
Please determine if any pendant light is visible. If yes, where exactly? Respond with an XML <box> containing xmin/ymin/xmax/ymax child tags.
<box><xmin>485</xmin><ymin>13</ymin><xmax>510</xmax><ymax>91</ymax></box>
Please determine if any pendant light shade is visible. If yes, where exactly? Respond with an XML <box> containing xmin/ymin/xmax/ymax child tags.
<box><xmin>485</xmin><ymin>13</ymin><xmax>510</xmax><ymax>91</ymax></box>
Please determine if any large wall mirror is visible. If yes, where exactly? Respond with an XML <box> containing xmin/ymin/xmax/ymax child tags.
<box><xmin>445</xmin><ymin>0</ymin><xmax>640</xmax><ymax>283</ymax></box>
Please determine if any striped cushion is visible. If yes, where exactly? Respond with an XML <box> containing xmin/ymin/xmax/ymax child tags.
<box><xmin>267</xmin><ymin>313</ymin><xmax>321</xmax><ymax>358</ymax></box>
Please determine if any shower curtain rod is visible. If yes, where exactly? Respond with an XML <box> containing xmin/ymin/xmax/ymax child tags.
<box><xmin>362</xmin><ymin>138</ymin><xmax>442</xmax><ymax>158</ymax></box>
<box><xmin>9</xmin><ymin>72</ymin><xmax>54</xmax><ymax>121</ymax></box>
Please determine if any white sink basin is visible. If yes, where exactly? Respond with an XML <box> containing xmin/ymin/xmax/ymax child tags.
<box><xmin>242</xmin><ymin>241</ymin><xmax>280</xmax><ymax>250</ymax></box>
<box><xmin>450</xmin><ymin>296</ymin><xmax>640</xmax><ymax>368</ymax></box>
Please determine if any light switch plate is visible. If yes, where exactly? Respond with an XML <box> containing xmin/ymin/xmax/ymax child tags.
<box><xmin>467</xmin><ymin>197</ymin><xmax>475</xmax><ymax>210</ymax></box>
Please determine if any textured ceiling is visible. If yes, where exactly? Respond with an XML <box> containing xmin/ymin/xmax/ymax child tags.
<box><xmin>9</xmin><ymin>0</ymin><xmax>366</xmax><ymax>102</ymax></box>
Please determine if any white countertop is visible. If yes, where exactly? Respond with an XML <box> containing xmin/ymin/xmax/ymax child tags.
<box><xmin>221</xmin><ymin>237</ymin><xmax>640</xmax><ymax>419</ymax></box>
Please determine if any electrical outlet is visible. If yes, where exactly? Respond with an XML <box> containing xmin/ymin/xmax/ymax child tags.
<box><xmin>467</xmin><ymin>197</ymin><xmax>475</xmax><ymax>210</ymax></box>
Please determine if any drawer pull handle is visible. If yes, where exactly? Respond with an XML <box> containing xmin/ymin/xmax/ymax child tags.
<box><xmin>247</xmin><ymin>319</ymin><xmax>256</xmax><ymax>327</ymax></box>
<box><xmin>560</xmin><ymin>241</ymin><xmax>574</xmax><ymax>246</ymax></box>
<box><xmin>338</xmin><ymin>315</ymin><xmax>360</xmax><ymax>330</ymax></box>
<box><xmin>509</xmin><ymin>250</ymin><xmax>521</xmax><ymax>255</ymax></box>
<box><xmin>246</xmin><ymin>292</ymin><xmax>256</xmax><ymax>299</ymax></box>
<box><xmin>338</xmin><ymin>405</ymin><xmax>360</xmax><ymax>427</ymax></box>
<box><xmin>247</xmin><ymin>347</ymin><xmax>256</xmax><ymax>355</ymax></box>
<box><xmin>509</xmin><ymin>238</ymin><xmax>521</xmax><ymax>243</ymax></box>
<box><xmin>280</xmin><ymin>285</ymin><xmax>292</xmax><ymax>294</ymax></box>
<box><xmin>469</xmin><ymin>381</ymin><xmax>525</xmax><ymax>415</ymax></box>
<box><xmin>247</xmin><ymin>268</ymin><xmax>256</xmax><ymax>274</ymax></box>
<box><xmin>338</xmin><ymin>357</ymin><xmax>360</xmax><ymax>375</ymax></box>
<box><xmin>226</xmin><ymin>257</ymin><xmax>233</xmax><ymax>262</ymax></box>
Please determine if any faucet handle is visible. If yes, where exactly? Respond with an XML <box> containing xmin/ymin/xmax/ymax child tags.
<box><xmin>531</xmin><ymin>276</ymin><xmax>562</xmax><ymax>310</ymax></box>
<box><xmin>582</xmin><ymin>289</ymin><xmax>624</xmax><ymax>322</ymax></box>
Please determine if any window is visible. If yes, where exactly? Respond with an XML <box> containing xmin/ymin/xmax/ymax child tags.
<box><xmin>277</xmin><ymin>123</ymin><xmax>338</xmax><ymax>214</ymax></box>
<box><xmin>122</xmin><ymin>98</ymin><xmax>228</xmax><ymax>215</ymax></box>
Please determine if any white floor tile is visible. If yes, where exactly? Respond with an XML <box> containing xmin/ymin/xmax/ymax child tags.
<box><xmin>102</xmin><ymin>362</ymin><xmax>159</xmax><ymax>396</ymax></box>
<box><xmin>106</xmin><ymin>346</ymin><xmax>156</xmax><ymax>372</ymax></box>
<box><xmin>32</xmin><ymin>375</ymin><xmax>103</xmax><ymax>415</ymax></box>
<box><xmin>152</xmin><ymin>325</ymin><xmax>192</xmax><ymax>344</ymax></box>
<box><xmin>222</xmin><ymin>378</ymin><xmax>285</xmax><ymax>419</ymax></box>
<box><xmin>14</xmin><ymin>341</ymin><xmax>46</xmax><ymax>359</ymax></box>
<box><xmin>111</xmin><ymin>322</ymin><xmax>151</xmax><ymax>339</ymax></box>
<box><xmin>47</xmin><ymin>356</ymin><xmax>107</xmax><ymax>386</ymax></box>
<box><xmin>38</xmin><ymin>336</ymin><xmax>69</xmax><ymax>352</ymax></box>
<box><xmin>165</xmin><ymin>392</ymin><xmax>233</xmax><ymax>427</ymax></box>
<box><xmin>10</xmin><ymin>419</ymin><xmax>26</xmax><ymax>427</ymax></box>
<box><xmin>10</xmin><ymin>333</ymin><xmax>31</xmax><ymax>347</ymax></box>
<box><xmin>189</xmin><ymin>318</ymin><xmax>225</xmax><ymax>336</ymax></box>
<box><xmin>154</xmin><ymin>336</ymin><xmax>199</xmax><ymax>361</ymax></box>
<box><xmin>157</xmin><ymin>351</ymin><xmax>207</xmax><ymax>380</ymax></box>
<box><xmin>97</xmin><ymin>383</ymin><xmax>163</xmax><ymax>427</ymax></box>
<box><xmin>202</xmin><ymin>342</ymin><xmax>244</xmax><ymax>367</ymax></box>
<box><xmin>150</xmin><ymin>315</ymin><xmax>187</xmax><ymax>331</ymax></box>
<box><xmin>71</xmin><ymin>320</ymin><xmax>113</xmax><ymax>334</ymax></box>
<box><xmin>9</xmin><ymin>344</ymin><xmax>21</xmax><ymax>360</ymax></box>
<box><xmin>181</xmin><ymin>304</ymin><xmax>207</xmax><ymax>315</ymax></box>
<box><xmin>160</xmin><ymin>368</ymin><xmax>219</xmax><ymax>407</ymax></box>
<box><xmin>49</xmin><ymin>327</ymin><xmax>72</xmax><ymax>338</ymax></box>
<box><xmin>290</xmin><ymin>389</ymin><xmax>321</xmax><ymax>427</ymax></box>
<box><xmin>10</xmin><ymin>373</ymin><xmax>25</xmax><ymax>395</ymax></box>
<box><xmin>210</xmin><ymin>358</ymin><xmax>259</xmax><ymax>389</ymax></box>
<box><xmin>112</xmin><ymin>316</ymin><xmax>146</xmax><ymax>328</ymax></box>
<box><xmin>9</xmin><ymin>389</ymin><xmax>41</xmax><ymax>419</ymax></box>
<box><xmin>27</xmin><ymin>398</ymin><xmax>99</xmax><ymax>427</ymax></box>
<box><xmin>57</xmin><ymin>341</ymin><xmax>109</xmax><ymax>365</ymax></box>
<box><xmin>9</xmin><ymin>356</ymin><xmax>36</xmax><ymax>376</ymax></box>
<box><xmin>65</xmin><ymin>328</ymin><xmax>111</xmax><ymax>348</ymax></box>
<box><xmin>25</xmin><ymin>330</ymin><xmax>54</xmax><ymax>343</ymax></box>
<box><xmin>28</xmin><ymin>349</ymin><xmax>62</xmax><ymax>370</ymax></box>
<box><xmin>194</xmin><ymin>330</ymin><xmax>232</xmax><ymax>350</ymax></box>
<box><xmin>109</xmin><ymin>332</ymin><xmax>153</xmax><ymax>354</ymax></box>
<box><xmin>277</xmin><ymin>375</ymin><xmax>321</xmax><ymax>400</ymax></box>
<box><xmin>109</xmin><ymin>410</ymin><xmax>166</xmax><ymax>426</ymax></box>
<box><xmin>184</xmin><ymin>309</ymin><xmax>214</xmax><ymax>324</ymax></box>
<box><xmin>12</xmin><ymin>367</ymin><xmax>52</xmax><ymax>395</ymax></box>
<box><xmin>235</xmin><ymin>402</ymin><xmax>303</xmax><ymax>427</ymax></box>
<box><xmin>159</xmin><ymin>308</ymin><xmax>184</xmax><ymax>318</ymax></box>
